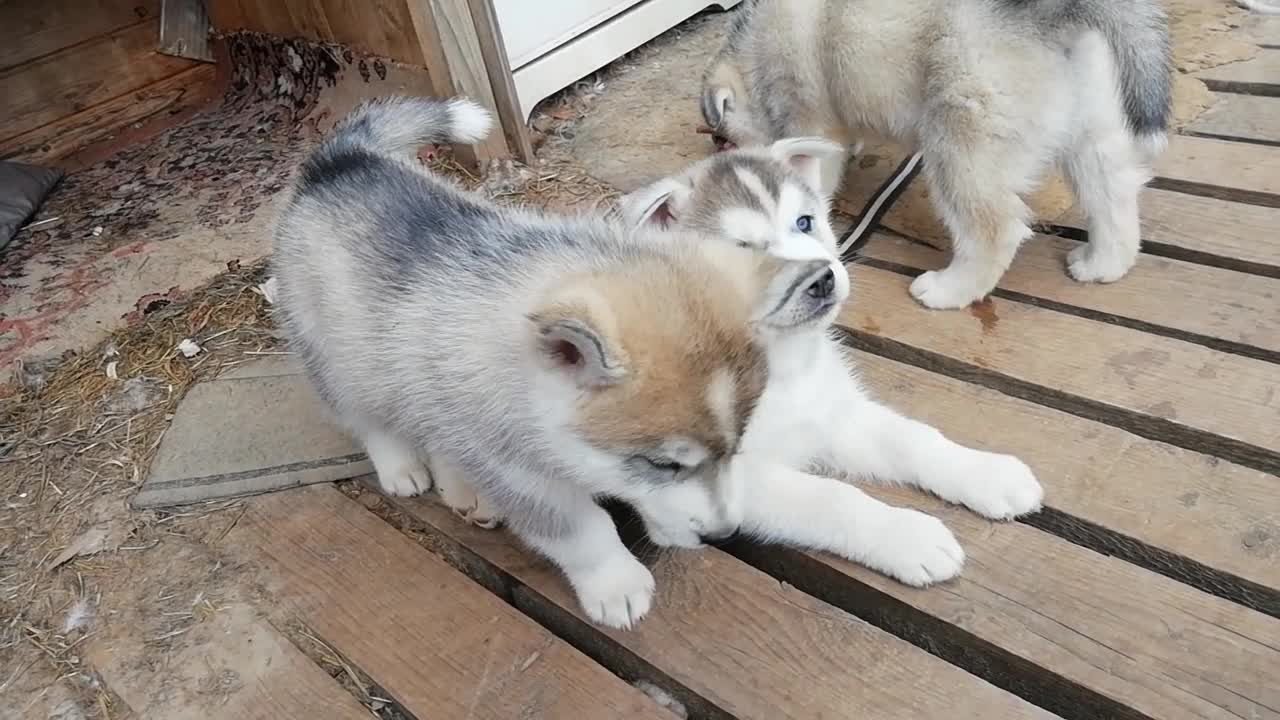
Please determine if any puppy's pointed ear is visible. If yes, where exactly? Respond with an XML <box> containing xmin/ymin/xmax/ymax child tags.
<box><xmin>528</xmin><ymin>299</ymin><xmax>628</xmax><ymax>388</ymax></box>
<box><xmin>769</xmin><ymin>137</ymin><xmax>846</xmax><ymax>193</ymax></box>
<box><xmin>618</xmin><ymin>177</ymin><xmax>691</xmax><ymax>232</ymax></box>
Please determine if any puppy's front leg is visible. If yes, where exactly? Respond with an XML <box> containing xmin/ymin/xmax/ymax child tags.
<box><xmin>737</xmin><ymin>459</ymin><xmax>964</xmax><ymax>587</ymax></box>
<box><xmin>821</xmin><ymin>398</ymin><xmax>1043</xmax><ymax>520</ymax></box>
<box><xmin>516</xmin><ymin>492</ymin><xmax>655</xmax><ymax>630</ymax></box>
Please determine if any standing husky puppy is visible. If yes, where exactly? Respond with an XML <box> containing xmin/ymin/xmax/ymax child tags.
<box><xmin>701</xmin><ymin>0</ymin><xmax>1172</xmax><ymax>309</ymax></box>
<box><xmin>620</xmin><ymin>145</ymin><xmax>1045</xmax><ymax>582</ymax></box>
<box><xmin>272</xmin><ymin>96</ymin><xmax>852</xmax><ymax>629</ymax></box>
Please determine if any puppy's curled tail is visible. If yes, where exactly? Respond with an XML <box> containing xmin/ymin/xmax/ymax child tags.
<box><xmin>324</xmin><ymin>95</ymin><xmax>493</xmax><ymax>158</ymax></box>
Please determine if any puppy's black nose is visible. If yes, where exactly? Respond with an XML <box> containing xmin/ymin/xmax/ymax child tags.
<box><xmin>699</xmin><ymin>527</ymin><xmax>739</xmax><ymax>545</ymax></box>
<box><xmin>807</xmin><ymin>267</ymin><xmax>836</xmax><ymax>299</ymax></box>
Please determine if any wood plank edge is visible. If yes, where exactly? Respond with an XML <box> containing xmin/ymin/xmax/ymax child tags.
<box><xmin>282</xmin><ymin>618</ymin><xmax>422</xmax><ymax>720</ymax></box>
<box><xmin>1022</xmin><ymin>507</ymin><xmax>1280</xmax><ymax>618</ymax></box>
<box><xmin>1041</xmin><ymin>223</ymin><xmax>1280</xmax><ymax>280</ymax></box>
<box><xmin>371</xmin><ymin>487</ymin><xmax>730</xmax><ymax>720</ymax></box>
<box><xmin>1147</xmin><ymin>176</ymin><xmax>1280</xmax><ymax>210</ymax></box>
<box><xmin>723</xmin><ymin>540</ymin><xmax>1151</xmax><ymax>720</ymax></box>
<box><xmin>1199</xmin><ymin>78</ymin><xmax>1280</xmax><ymax>98</ymax></box>
<box><xmin>831</xmin><ymin>325</ymin><xmax>1280</xmax><ymax>475</ymax></box>
<box><xmin>1184</xmin><ymin>129</ymin><xmax>1280</xmax><ymax>150</ymax></box>
<box><xmin>854</xmin><ymin>250</ymin><xmax>1280</xmax><ymax>364</ymax></box>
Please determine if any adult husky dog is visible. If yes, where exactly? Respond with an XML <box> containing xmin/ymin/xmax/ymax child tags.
<box><xmin>273</xmin><ymin>96</ymin><xmax>860</xmax><ymax>629</ymax></box>
<box><xmin>700</xmin><ymin>0</ymin><xmax>1172</xmax><ymax>309</ymax></box>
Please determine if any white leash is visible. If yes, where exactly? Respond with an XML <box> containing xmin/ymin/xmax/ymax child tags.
<box><xmin>836</xmin><ymin>152</ymin><xmax>923</xmax><ymax>257</ymax></box>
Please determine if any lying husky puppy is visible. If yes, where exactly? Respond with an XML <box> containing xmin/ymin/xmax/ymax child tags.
<box><xmin>620</xmin><ymin>141</ymin><xmax>1045</xmax><ymax>583</ymax></box>
<box><xmin>700</xmin><ymin>0</ymin><xmax>1172</xmax><ymax>309</ymax></box>
<box><xmin>272</xmin><ymin>96</ymin><xmax>850</xmax><ymax>629</ymax></box>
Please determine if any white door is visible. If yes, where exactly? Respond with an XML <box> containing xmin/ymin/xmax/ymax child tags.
<box><xmin>491</xmin><ymin>0</ymin><xmax>646</xmax><ymax>69</ymax></box>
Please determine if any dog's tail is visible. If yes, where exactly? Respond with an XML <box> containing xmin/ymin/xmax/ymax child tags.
<box><xmin>323</xmin><ymin>95</ymin><xmax>493</xmax><ymax>159</ymax></box>
<box><xmin>1069</xmin><ymin>1</ymin><xmax>1172</xmax><ymax>140</ymax></box>
<box><xmin>1015</xmin><ymin>1</ymin><xmax>1171</xmax><ymax>141</ymax></box>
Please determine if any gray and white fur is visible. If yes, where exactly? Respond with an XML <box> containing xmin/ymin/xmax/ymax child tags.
<box><xmin>621</xmin><ymin>142</ymin><xmax>1045</xmax><ymax>591</ymax></box>
<box><xmin>701</xmin><ymin>0</ymin><xmax>1173</xmax><ymax>309</ymax></box>
<box><xmin>272</xmin><ymin>96</ymin><xmax>847</xmax><ymax>629</ymax></box>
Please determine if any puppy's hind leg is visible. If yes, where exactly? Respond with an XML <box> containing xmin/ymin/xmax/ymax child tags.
<box><xmin>1062</xmin><ymin>132</ymin><xmax>1150</xmax><ymax>283</ymax></box>
<box><xmin>909</xmin><ymin>119</ymin><xmax>1039</xmax><ymax>309</ymax></box>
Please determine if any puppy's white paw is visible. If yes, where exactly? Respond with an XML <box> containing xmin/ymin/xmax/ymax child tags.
<box><xmin>954</xmin><ymin>453</ymin><xmax>1044</xmax><ymax>520</ymax></box>
<box><xmin>861</xmin><ymin>509</ymin><xmax>964</xmax><ymax>587</ymax></box>
<box><xmin>431</xmin><ymin>460</ymin><xmax>503</xmax><ymax>529</ymax></box>
<box><xmin>1067</xmin><ymin>244</ymin><xmax>1133</xmax><ymax>284</ymax></box>
<box><xmin>909</xmin><ymin>269</ymin><xmax>988</xmax><ymax>310</ymax></box>
<box><xmin>571</xmin><ymin>556</ymin><xmax>656</xmax><ymax>630</ymax></box>
<box><xmin>375</xmin><ymin>461</ymin><xmax>432</xmax><ymax>497</ymax></box>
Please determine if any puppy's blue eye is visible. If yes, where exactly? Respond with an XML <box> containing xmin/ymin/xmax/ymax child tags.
<box><xmin>795</xmin><ymin>215</ymin><xmax>814</xmax><ymax>233</ymax></box>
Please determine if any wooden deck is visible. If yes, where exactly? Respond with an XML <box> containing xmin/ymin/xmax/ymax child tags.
<box><xmin>101</xmin><ymin>44</ymin><xmax>1279</xmax><ymax>720</ymax></box>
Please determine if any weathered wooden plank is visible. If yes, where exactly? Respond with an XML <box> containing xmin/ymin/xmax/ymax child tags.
<box><xmin>88</xmin><ymin>602</ymin><xmax>376</xmax><ymax>720</ymax></box>
<box><xmin>396</xmin><ymin>497</ymin><xmax>1061</xmax><ymax>720</ymax></box>
<box><xmin>230</xmin><ymin>485</ymin><xmax>671</xmax><ymax>720</ymax></box>
<box><xmin>733</xmin><ymin>484</ymin><xmax>1280</xmax><ymax>720</ymax></box>
<box><xmin>858</xmin><ymin>232</ymin><xmax>1280</xmax><ymax>358</ymax></box>
<box><xmin>839</xmin><ymin>264</ymin><xmax>1280</xmax><ymax>473</ymax></box>
<box><xmin>0</xmin><ymin>0</ymin><xmax>159</xmax><ymax>71</ymax></box>
<box><xmin>1154</xmin><ymin>134</ymin><xmax>1280</xmax><ymax>204</ymax></box>
<box><xmin>1189</xmin><ymin>92</ymin><xmax>1280</xmax><ymax>144</ymax></box>
<box><xmin>0</xmin><ymin>64</ymin><xmax>219</xmax><ymax>165</ymax></box>
<box><xmin>1056</xmin><ymin>188</ymin><xmax>1280</xmax><ymax>277</ymax></box>
<box><xmin>0</xmin><ymin>19</ymin><xmax>197</xmax><ymax>143</ymax></box>
<box><xmin>316</xmin><ymin>0</ymin><xmax>426</xmax><ymax>64</ymax></box>
<box><xmin>850</xmin><ymin>349</ymin><xmax>1280</xmax><ymax>608</ymax></box>
<box><xmin>1195</xmin><ymin>48</ymin><xmax>1280</xmax><ymax>96</ymax></box>
<box><xmin>467</xmin><ymin>0</ymin><xmax>535</xmax><ymax>163</ymax></box>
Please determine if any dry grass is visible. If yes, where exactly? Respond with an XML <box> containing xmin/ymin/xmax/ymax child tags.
<box><xmin>0</xmin><ymin>133</ymin><xmax>624</xmax><ymax>715</ymax></box>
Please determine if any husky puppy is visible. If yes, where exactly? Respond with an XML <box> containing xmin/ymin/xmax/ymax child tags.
<box><xmin>620</xmin><ymin>144</ymin><xmax>1045</xmax><ymax>583</ymax></box>
<box><xmin>700</xmin><ymin>0</ymin><xmax>1172</xmax><ymax>309</ymax></box>
<box><xmin>272</xmin><ymin>96</ymin><xmax>857</xmax><ymax>629</ymax></box>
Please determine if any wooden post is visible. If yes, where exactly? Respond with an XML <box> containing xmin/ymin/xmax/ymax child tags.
<box><xmin>406</xmin><ymin>0</ymin><xmax>511</xmax><ymax>170</ymax></box>
<box><xmin>465</xmin><ymin>0</ymin><xmax>534</xmax><ymax>165</ymax></box>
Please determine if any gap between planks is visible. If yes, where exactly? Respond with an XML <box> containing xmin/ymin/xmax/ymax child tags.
<box><xmin>845</xmin><ymin>345</ymin><xmax>1280</xmax><ymax>617</ymax></box>
<box><xmin>858</xmin><ymin>231</ymin><xmax>1280</xmax><ymax>363</ymax></box>
<box><xmin>390</xmin><ymin>492</ymin><xmax>1280</xmax><ymax>720</ymax></box>
<box><xmin>839</xmin><ymin>263</ymin><xmax>1280</xmax><ymax>476</ymax></box>
<box><xmin>385</xmin><ymin>492</ymin><xmax>1062</xmax><ymax>720</ymax></box>
<box><xmin>226</xmin><ymin>485</ymin><xmax>676</xmax><ymax>720</ymax></box>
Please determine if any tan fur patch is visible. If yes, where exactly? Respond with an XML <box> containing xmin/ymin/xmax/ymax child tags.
<box><xmin>569</xmin><ymin>246</ymin><xmax>770</xmax><ymax>461</ymax></box>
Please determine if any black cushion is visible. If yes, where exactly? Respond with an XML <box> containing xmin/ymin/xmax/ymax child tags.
<box><xmin>0</xmin><ymin>160</ymin><xmax>64</xmax><ymax>251</ymax></box>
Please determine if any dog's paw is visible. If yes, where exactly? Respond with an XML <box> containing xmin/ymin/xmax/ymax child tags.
<box><xmin>375</xmin><ymin>460</ymin><xmax>432</xmax><ymax>497</ymax></box>
<box><xmin>955</xmin><ymin>453</ymin><xmax>1044</xmax><ymax>520</ymax></box>
<box><xmin>909</xmin><ymin>269</ymin><xmax>987</xmax><ymax>310</ymax></box>
<box><xmin>432</xmin><ymin>462</ymin><xmax>503</xmax><ymax>529</ymax></box>
<box><xmin>1067</xmin><ymin>244</ymin><xmax>1133</xmax><ymax>284</ymax></box>
<box><xmin>571</xmin><ymin>556</ymin><xmax>656</xmax><ymax>630</ymax></box>
<box><xmin>861</xmin><ymin>509</ymin><xmax>965</xmax><ymax>587</ymax></box>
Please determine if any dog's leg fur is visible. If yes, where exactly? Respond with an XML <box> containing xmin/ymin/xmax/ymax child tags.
<box><xmin>738</xmin><ymin>460</ymin><xmax>966</xmax><ymax>586</ymax></box>
<box><xmin>1062</xmin><ymin>135</ymin><xmax>1147</xmax><ymax>283</ymax></box>
<box><xmin>518</xmin><ymin>491</ymin><xmax>656</xmax><ymax>630</ymax></box>
<box><xmin>817</xmin><ymin>397</ymin><xmax>1044</xmax><ymax>521</ymax></box>
<box><xmin>910</xmin><ymin>108</ymin><xmax>1040</xmax><ymax>309</ymax></box>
